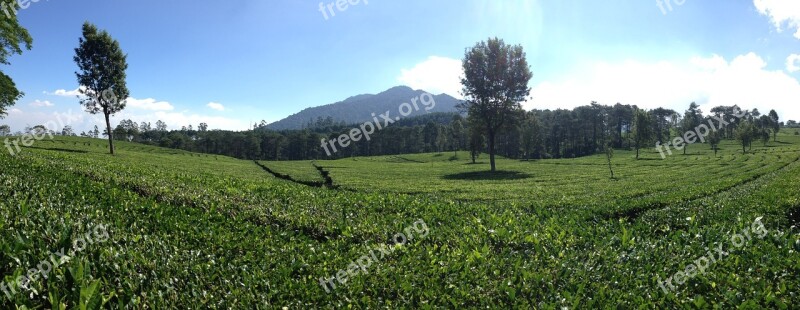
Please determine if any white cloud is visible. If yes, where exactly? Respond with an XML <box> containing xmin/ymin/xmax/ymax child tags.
<box><xmin>108</xmin><ymin>111</ymin><xmax>248</xmax><ymax>131</ymax></box>
<box><xmin>29</xmin><ymin>100</ymin><xmax>54</xmax><ymax>107</ymax></box>
<box><xmin>48</xmin><ymin>87</ymin><xmax>86</xmax><ymax>97</ymax></box>
<box><xmin>126</xmin><ymin>97</ymin><xmax>174</xmax><ymax>111</ymax></box>
<box><xmin>754</xmin><ymin>0</ymin><xmax>800</xmax><ymax>39</ymax></box>
<box><xmin>398</xmin><ymin>56</ymin><xmax>463</xmax><ymax>98</ymax></box>
<box><xmin>787</xmin><ymin>54</ymin><xmax>800</xmax><ymax>72</ymax></box>
<box><xmin>207</xmin><ymin>102</ymin><xmax>225</xmax><ymax>111</ymax></box>
<box><xmin>0</xmin><ymin>109</ymin><xmax>85</xmax><ymax>133</ymax></box>
<box><xmin>5</xmin><ymin>93</ymin><xmax>250</xmax><ymax>133</ymax></box>
<box><xmin>527</xmin><ymin>53</ymin><xmax>800</xmax><ymax>121</ymax></box>
<box><xmin>48</xmin><ymin>88</ymin><xmax>174</xmax><ymax>111</ymax></box>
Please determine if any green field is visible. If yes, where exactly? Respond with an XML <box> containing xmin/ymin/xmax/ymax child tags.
<box><xmin>2</xmin><ymin>132</ymin><xmax>800</xmax><ymax>308</ymax></box>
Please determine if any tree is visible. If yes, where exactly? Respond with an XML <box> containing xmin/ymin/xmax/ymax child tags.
<box><xmin>468</xmin><ymin>123</ymin><xmax>484</xmax><ymax>164</ymax></box>
<box><xmin>651</xmin><ymin>108</ymin><xmax>676</xmax><ymax>145</ymax></box>
<box><xmin>707</xmin><ymin>129</ymin><xmax>722</xmax><ymax>157</ymax></box>
<box><xmin>760</xmin><ymin>128</ymin><xmax>770</xmax><ymax>146</ymax></box>
<box><xmin>74</xmin><ymin>22</ymin><xmax>130</xmax><ymax>155</ymax></box>
<box><xmin>61</xmin><ymin>125</ymin><xmax>74</xmax><ymax>136</ymax></box>
<box><xmin>156</xmin><ymin>120</ymin><xmax>168</xmax><ymax>132</ymax></box>
<box><xmin>521</xmin><ymin>113</ymin><xmax>542</xmax><ymax>160</ymax></box>
<box><xmin>681</xmin><ymin>103</ymin><xmax>703</xmax><ymax>155</ymax></box>
<box><xmin>736</xmin><ymin>120</ymin><xmax>755</xmax><ymax>154</ymax></box>
<box><xmin>632</xmin><ymin>109</ymin><xmax>654</xmax><ymax>159</ymax></box>
<box><xmin>198</xmin><ymin>122</ymin><xmax>209</xmax><ymax>132</ymax></box>
<box><xmin>0</xmin><ymin>124</ymin><xmax>10</xmax><ymax>136</ymax></box>
<box><xmin>0</xmin><ymin>2</ymin><xmax>32</xmax><ymax>118</ymax></box>
<box><xmin>769</xmin><ymin>110</ymin><xmax>780</xmax><ymax>141</ymax></box>
<box><xmin>115</xmin><ymin>119</ymin><xmax>139</xmax><ymax>141</ymax></box>
<box><xmin>605</xmin><ymin>141</ymin><xmax>615</xmax><ymax>179</ymax></box>
<box><xmin>140</xmin><ymin>122</ymin><xmax>152</xmax><ymax>133</ymax></box>
<box><xmin>460</xmin><ymin>37</ymin><xmax>533</xmax><ymax>171</ymax></box>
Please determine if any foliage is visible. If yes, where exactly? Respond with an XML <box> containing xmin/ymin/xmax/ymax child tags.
<box><xmin>1</xmin><ymin>133</ymin><xmax>800</xmax><ymax>308</ymax></box>
<box><xmin>737</xmin><ymin>120</ymin><xmax>756</xmax><ymax>154</ymax></box>
<box><xmin>632</xmin><ymin>108</ymin><xmax>654</xmax><ymax>159</ymax></box>
<box><xmin>74</xmin><ymin>22</ymin><xmax>129</xmax><ymax>155</ymax></box>
<box><xmin>0</xmin><ymin>4</ymin><xmax>33</xmax><ymax>117</ymax></box>
<box><xmin>460</xmin><ymin>37</ymin><xmax>532</xmax><ymax>171</ymax></box>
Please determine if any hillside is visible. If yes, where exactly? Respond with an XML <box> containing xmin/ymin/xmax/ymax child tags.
<box><xmin>3</xmin><ymin>133</ymin><xmax>799</xmax><ymax>307</ymax></box>
<box><xmin>265</xmin><ymin>86</ymin><xmax>461</xmax><ymax>130</ymax></box>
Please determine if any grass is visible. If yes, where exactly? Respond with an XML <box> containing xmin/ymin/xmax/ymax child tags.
<box><xmin>0</xmin><ymin>131</ymin><xmax>799</xmax><ymax>308</ymax></box>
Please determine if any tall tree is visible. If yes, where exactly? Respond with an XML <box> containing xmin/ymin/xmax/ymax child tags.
<box><xmin>681</xmin><ymin>103</ymin><xmax>703</xmax><ymax>155</ymax></box>
<box><xmin>460</xmin><ymin>37</ymin><xmax>533</xmax><ymax>171</ymax></box>
<box><xmin>632</xmin><ymin>109</ymin><xmax>654</xmax><ymax>159</ymax></box>
<box><xmin>74</xmin><ymin>22</ymin><xmax>129</xmax><ymax>155</ymax></box>
<box><xmin>605</xmin><ymin>141</ymin><xmax>615</xmax><ymax>179</ymax></box>
<box><xmin>769</xmin><ymin>109</ymin><xmax>780</xmax><ymax>141</ymax></box>
<box><xmin>468</xmin><ymin>123</ymin><xmax>484</xmax><ymax>164</ymax></box>
<box><xmin>652</xmin><ymin>108</ymin><xmax>676</xmax><ymax>145</ymax></box>
<box><xmin>0</xmin><ymin>2</ymin><xmax>33</xmax><ymax>117</ymax></box>
<box><xmin>521</xmin><ymin>112</ymin><xmax>542</xmax><ymax>160</ymax></box>
<box><xmin>707</xmin><ymin>129</ymin><xmax>722</xmax><ymax>157</ymax></box>
<box><xmin>449</xmin><ymin>116</ymin><xmax>465</xmax><ymax>156</ymax></box>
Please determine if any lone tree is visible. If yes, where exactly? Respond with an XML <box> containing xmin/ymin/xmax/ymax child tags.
<box><xmin>0</xmin><ymin>1</ymin><xmax>33</xmax><ymax>117</ymax></box>
<box><xmin>460</xmin><ymin>37</ymin><xmax>532</xmax><ymax>171</ymax></box>
<box><xmin>74</xmin><ymin>22</ymin><xmax>129</xmax><ymax>155</ymax></box>
<box><xmin>605</xmin><ymin>141</ymin><xmax>615</xmax><ymax>179</ymax></box>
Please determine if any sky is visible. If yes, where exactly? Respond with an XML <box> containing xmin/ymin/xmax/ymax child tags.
<box><xmin>2</xmin><ymin>0</ymin><xmax>800</xmax><ymax>133</ymax></box>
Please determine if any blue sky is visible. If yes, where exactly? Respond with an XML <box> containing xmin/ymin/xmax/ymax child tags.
<box><xmin>2</xmin><ymin>0</ymin><xmax>800</xmax><ymax>133</ymax></box>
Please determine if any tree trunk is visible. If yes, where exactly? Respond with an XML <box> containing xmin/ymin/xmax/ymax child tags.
<box><xmin>104</xmin><ymin>112</ymin><xmax>115</xmax><ymax>155</ymax></box>
<box><xmin>488</xmin><ymin>131</ymin><xmax>496</xmax><ymax>172</ymax></box>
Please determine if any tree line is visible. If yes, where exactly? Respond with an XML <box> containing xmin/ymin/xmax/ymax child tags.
<box><xmin>10</xmin><ymin>101</ymin><xmax>765</xmax><ymax>162</ymax></box>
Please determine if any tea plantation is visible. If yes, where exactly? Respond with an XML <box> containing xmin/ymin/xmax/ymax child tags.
<box><xmin>1</xmin><ymin>133</ymin><xmax>799</xmax><ymax>308</ymax></box>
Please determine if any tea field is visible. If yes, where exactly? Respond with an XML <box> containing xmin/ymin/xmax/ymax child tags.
<box><xmin>2</xmin><ymin>133</ymin><xmax>800</xmax><ymax>308</ymax></box>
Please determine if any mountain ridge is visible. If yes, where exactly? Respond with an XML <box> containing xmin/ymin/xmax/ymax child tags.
<box><xmin>265</xmin><ymin>86</ymin><xmax>462</xmax><ymax>130</ymax></box>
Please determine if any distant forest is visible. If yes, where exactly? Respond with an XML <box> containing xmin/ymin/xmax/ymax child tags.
<box><xmin>29</xmin><ymin>102</ymin><xmax>791</xmax><ymax>161</ymax></box>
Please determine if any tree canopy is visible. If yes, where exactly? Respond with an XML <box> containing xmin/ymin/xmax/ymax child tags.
<box><xmin>0</xmin><ymin>3</ymin><xmax>33</xmax><ymax>117</ymax></box>
<box><xmin>460</xmin><ymin>37</ymin><xmax>532</xmax><ymax>171</ymax></box>
<box><xmin>74</xmin><ymin>22</ymin><xmax>129</xmax><ymax>155</ymax></box>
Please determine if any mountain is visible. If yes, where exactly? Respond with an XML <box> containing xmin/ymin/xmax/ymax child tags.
<box><xmin>265</xmin><ymin>86</ymin><xmax>462</xmax><ymax>131</ymax></box>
